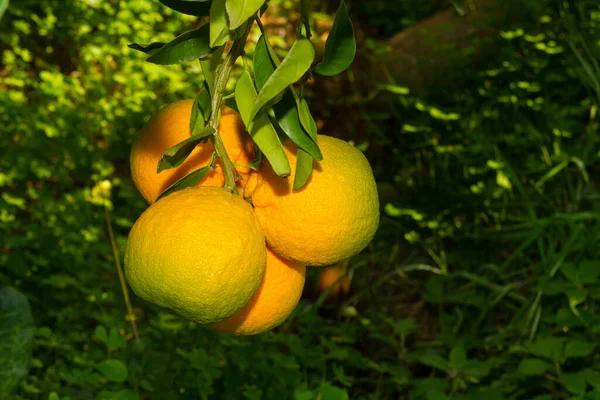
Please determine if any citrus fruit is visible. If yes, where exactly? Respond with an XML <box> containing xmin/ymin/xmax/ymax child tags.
<box><xmin>209</xmin><ymin>247</ymin><xmax>305</xmax><ymax>335</ymax></box>
<box><xmin>244</xmin><ymin>135</ymin><xmax>379</xmax><ymax>266</ymax></box>
<box><xmin>124</xmin><ymin>186</ymin><xmax>266</xmax><ymax>325</ymax></box>
<box><xmin>317</xmin><ymin>260</ymin><xmax>350</xmax><ymax>302</ymax></box>
<box><xmin>130</xmin><ymin>100</ymin><xmax>254</xmax><ymax>203</ymax></box>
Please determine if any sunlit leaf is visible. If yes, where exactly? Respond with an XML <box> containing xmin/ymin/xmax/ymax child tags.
<box><xmin>157</xmin><ymin>127</ymin><xmax>215</xmax><ymax>173</ymax></box>
<box><xmin>210</xmin><ymin>0</ymin><xmax>235</xmax><ymax>47</ymax></box>
<box><xmin>314</xmin><ymin>1</ymin><xmax>355</xmax><ymax>76</ymax></box>
<box><xmin>158</xmin><ymin>0</ymin><xmax>211</xmax><ymax>16</ymax></box>
<box><xmin>249</xmin><ymin>38</ymin><xmax>314</xmax><ymax>122</ymax></box>
<box><xmin>293</xmin><ymin>149</ymin><xmax>314</xmax><ymax>190</ymax></box>
<box><xmin>157</xmin><ymin>164</ymin><xmax>213</xmax><ymax>200</ymax></box>
<box><xmin>235</xmin><ymin>71</ymin><xmax>290</xmax><ymax>176</ymax></box>
<box><xmin>274</xmin><ymin>92</ymin><xmax>321</xmax><ymax>160</ymax></box>
<box><xmin>0</xmin><ymin>287</ymin><xmax>34</xmax><ymax>398</ymax></box>
<box><xmin>0</xmin><ymin>0</ymin><xmax>8</xmax><ymax>22</ymax></box>
<box><xmin>225</xmin><ymin>0</ymin><xmax>265</xmax><ymax>29</ymax></box>
<box><xmin>147</xmin><ymin>25</ymin><xmax>213</xmax><ymax>65</ymax></box>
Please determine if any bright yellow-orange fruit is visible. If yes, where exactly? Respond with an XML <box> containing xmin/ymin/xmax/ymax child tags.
<box><xmin>124</xmin><ymin>186</ymin><xmax>266</xmax><ymax>325</ymax></box>
<box><xmin>317</xmin><ymin>261</ymin><xmax>350</xmax><ymax>302</ymax></box>
<box><xmin>130</xmin><ymin>100</ymin><xmax>254</xmax><ymax>203</ymax></box>
<box><xmin>209</xmin><ymin>247</ymin><xmax>306</xmax><ymax>335</ymax></box>
<box><xmin>244</xmin><ymin>135</ymin><xmax>379</xmax><ymax>266</ymax></box>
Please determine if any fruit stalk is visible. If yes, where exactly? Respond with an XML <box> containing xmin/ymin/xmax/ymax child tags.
<box><xmin>207</xmin><ymin>26</ymin><xmax>251</xmax><ymax>194</ymax></box>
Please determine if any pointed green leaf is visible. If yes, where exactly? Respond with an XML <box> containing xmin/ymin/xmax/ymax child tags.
<box><xmin>564</xmin><ymin>340</ymin><xmax>596</xmax><ymax>358</ymax></box>
<box><xmin>253</xmin><ymin>35</ymin><xmax>276</xmax><ymax>90</ymax></box>
<box><xmin>190</xmin><ymin>84</ymin><xmax>212</xmax><ymax>132</ymax></box>
<box><xmin>0</xmin><ymin>287</ymin><xmax>34</xmax><ymax>398</ymax></box>
<box><xmin>210</xmin><ymin>0</ymin><xmax>236</xmax><ymax>47</ymax></box>
<box><xmin>158</xmin><ymin>0</ymin><xmax>211</xmax><ymax>16</ymax></box>
<box><xmin>562</xmin><ymin>371</ymin><xmax>587</xmax><ymax>394</ymax></box>
<box><xmin>235</xmin><ymin>71</ymin><xmax>290</xmax><ymax>176</ymax></box>
<box><xmin>293</xmin><ymin>149</ymin><xmax>314</xmax><ymax>190</ymax></box>
<box><xmin>518</xmin><ymin>358</ymin><xmax>551</xmax><ymax>376</ymax></box>
<box><xmin>157</xmin><ymin>165</ymin><xmax>213</xmax><ymax>200</ymax></box>
<box><xmin>249</xmin><ymin>38</ymin><xmax>314</xmax><ymax>122</ymax></box>
<box><xmin>297</xmin><ymin>97</ymin><xmax>317</xmax><ymax>139</ymax></box>
<box><xmin>157</xmin><ymin>127</ymin><xmax>215</xmax><ymax>173</ymax></box>
<box><xmin>94</xmin><ymin>326</ymin><xmax>108</xmax><ymax>344</ymax></box>
<box><xmin>225</xmin><ymin>0</ymin><xmax>265</xmax><ymax>29</ymax></box>
<box><xmin>274</xmin><ymin>92</ymin><xmax>321</xmax><ymax>160</ymax></box>
<box><xmin>97</xmin><ymin>360</ymin><xmax>128</xmax><ymax>383</ymax></box>
<box><xmin>315</xmin><ymin>1</ymin><xmax>355</xmax><ymax>76</ymax></box>
<box><xmin>147</xmin><ymin>25</ymin><xmax>213</xmax><ymax>65</ymax></box>
<box><xmin>127</xmin><ymin>42</ymin><xmax>165</xmax><ymax>55</ymax></box>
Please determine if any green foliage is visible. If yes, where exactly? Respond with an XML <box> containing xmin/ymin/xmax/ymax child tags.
<box><xmin>3</xmin><ymin>0</ymin><xmax>600</xmax><ymax>398</ymax></box>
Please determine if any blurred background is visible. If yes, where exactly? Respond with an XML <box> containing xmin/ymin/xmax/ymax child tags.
<box><xmin>2</xmin><ymin>0</ymin><xmax>600</xmax><ymax>398</ymax></box>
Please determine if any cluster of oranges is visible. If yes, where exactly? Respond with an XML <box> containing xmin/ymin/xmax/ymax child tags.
<box><xmin>124</xmin><ymin>100</ymin><xmax>379</xmax><ymax>335</ymax></box>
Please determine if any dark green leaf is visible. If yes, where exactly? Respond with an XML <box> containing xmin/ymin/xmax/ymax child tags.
<box><xmin>249</xmin><ymin>38</ymin><xmax>314</xmax><ymax>122</ymax></box>
<box><xmin>318</xmin><ymin>382</ymin><xmax>349</xmax><ymax>400</ymax></box>
<box><xmin>190</xmin><ymin>85</ymin><xmax>212</xmax><ymax>132</ymax></box>
<box><xmin>253</xmin><ymin>35</ymin><xmax>276</xmax><ymax>90</ymax></box>
<box><xmin>96</xmin><ymin>360</ymin><xmax>128</xmax><ymax>383</ymax></box>
<box><xmin>157</xmin><ymin>127</ymin><xmax>215</xmax><ymax>173</ymax></box>
<box><xmin>210</xmin><ymin>0</ymin><xmax>235</xmax><ymax>47</ymax></box>
<box><xmin>0</xmin><ymin>287</ymin><xmax>34</xmax><ymax>398</ymax></box>
<box><xmin>225</xmin><ymin>0</ymin><xmax>265</xmax><ymax>29</ymax></box>
<box><xmin>94</xmin><ymin>326</ymin><xmax>108</xmax><ymax>344</ymax></box>
<box><xmin>235</xmin><ymin>71</ymin><xmax>290</xmax><ymax>176</ymax></box>
<box><xmin>518</xmin><ymin>358</ymin><xmax>551</xmax><ymax>376</ymax></box>
<box><xmin>274</xmin><ymin>91</ymin><xmax>322</xmax><ymax>160</ymax></box>
<box><xmin>157</xmin><ymin>165</ymin><xmax>212</xmax><ymax>200</ymax></box>
<box><xmin>314</xmin><ymin>1</ymin><xmax>356</xmax><ymax>76</ymax></box>
<box><xmin>127</xmin><ymin>42</ymin><xmax>165</xmax><ymax>55</ymax></box>
<box><xmin>562</xmin><ymin>371</ymin><xmax>587</xmax><ymax>394</ymax></box>
<box><xmin>293</xmin><ymin>149</ymin><xmax>313</xmax><ymax>191</ymax></box>
<box><xmin>564</xmin><ymin>340</ymin><xmax>596</xmax><ymax>358</ymax></box>
<box><xmin>158</xmin><ymin>0</ymin><xmax>211</xmax><ymax>16</ymax></box>
<box><xmin>297</xmin><ymin>97</ymin><xmax>317</xmax><ymax>139</ymax></box>
<box><xmin>528</xmin><ymin>337</ymin><xmax>564</xmax><ymax>361</ymax></box>
<box><xmin>147</xmin><ymin>25</ymin><xmax>213</xmax><ymax>65</ymax></box>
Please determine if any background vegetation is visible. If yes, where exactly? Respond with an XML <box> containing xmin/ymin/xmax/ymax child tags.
<box><xmin>2</xmin><ymin>0</ymin><xmax>600</xmax><ymax>398</ymax></box>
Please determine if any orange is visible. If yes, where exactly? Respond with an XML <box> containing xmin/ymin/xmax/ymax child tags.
<box><xmin>124</xmin><ymin>186</ymin><xmax>266</xmax><ymax>325</ymax></box>
<box><xmin>130</xmin><ymin>100</ymin><xmax>254</xmax><ymax>203</ymax></box>
<box><xmin>317</xmin><ymin>260</ymin><xmax>350</xmax><ymax>302</ymax></box>
<box><xmin>244</xmin><ymin>135</ymin><xmax>379</xmax><ymax>266</ymax></box>
<box><xmin>209</xmin><ymin>247</ymin><xmax>306</xmax><ymax>335</ymax></box>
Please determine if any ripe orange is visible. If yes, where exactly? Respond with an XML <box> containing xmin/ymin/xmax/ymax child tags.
<box><xmin>124</xmin><ymin>186</ymin><xmax>266</xmax><ymax>325</ymax></box>
<box><xmin>317</xmin><ymin>261</ymin><xmax>350</xmax><ymax>302</ymax></box>
<box><xmin>130</xmin><ymin>100</ymin><xmax>254</xmax><ymax>203</ymax></box>
<box><xmin>244</xmin><ymin>135</ymin><xmax>379</xmax><ymax>266</ymax></box>
<box><xmin>209</xmin><ymin>247</ymin><xmax>306</xmax><ymax>335</ymax></box>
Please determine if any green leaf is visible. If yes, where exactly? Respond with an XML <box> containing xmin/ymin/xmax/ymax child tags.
<box><xmin>235</xmin><ymin>71</ymin><xmax>291</xmax><ymax>176</ymax></box>
<box><xmin>158</xmin><ymin>0</ymin><xmax>211</xmax><ymax>16</ymax></box>
<box><xmin>147</xmin><ymin>25</ymin><xmax>213</xmax><ymax>65</ymax></box>
<box><xmin>190</xmin><ymin>85</ymin><xmax>212</xmax><ymax>132</ymax></box>
<box><xmin>0</xmin><ymin>287</ymin><xmax>34</xmax><ymax>398</ymax></box>
<box><xmin>297</xmin><ymin>97</ymin><xmax>317</xmax><ymax>139</ymax></box>
<box><xmin>157</xmin><ymin>165</ymin><xmax>213</xmax><ymax>200</ymax></box>
<box><xmin>249</xmin><ymin>38</ymin><xmax>315</xmax><ymax>122</ymax></box>
<box><xmin>584</xmin><ymin>368</ymin><xmax>600</xmax><ymax>389</ymax></box>
<box><xmin>127</xmin><ymin>42</ymin><xmax>165</xmax><ymax>56</ymax></box>
<box><xmin>274</xmin><ymin>92</ymin><xmax>322</xmax><ymax>160</ymax></box>
<box><xmin>157</xmin><ymin>127</ymin><xmax>215</xmax><ymax>173</ymax></box>
<box><xmin>293</xmin><ymin>149</ymin><xmax>314</xmax><ymax>190</ymax></box>
<box><xmin>210</xmin><ymin>0</ymin><xmax>235</xmax><ymax>47</ymax></box>
<box><xmin>518</xmin><ymin>358</ymin><xmax>551</xmax><ymax>376</ymax></box>
<box><xmin>253</xmin><ymin>35</ymin><xmax>276</xmax><ymax>90</ymax></box>
<box><xmin>48</xmin><ymin>393</ymin><xmax>60</xmax><ymax>400</ymax></box>
<box><xmin>564</xmin><ymin>340</ymin><xmax>596</xmax><ymax>358</ymax></box>
<box><xmin>94</xmin><ymin>326</ymin><xmax>108</xmax><ymax>344</ymax></box>
<box><xmin>0</xmin><ymin>0</ymin><xmax>8</xmax><ymax>22</ymax></box>
<box><xmin>97</xmin><ymin>360</ymin><xmax>128</xmax><ymax>383</ymax></box>
<box><xmin>254</xmin><ymin>36</ymin><xmax>322</xmax><ymax>160</ymax></box>
<box><xmin>225</xmin><ymin>0</ymin><xmax>265</xmax><ymax>30</ymax></box>
<box><xmin>562</xmin><ymin>371</ymin><xmax>587</xmax><ymax>394</ymax></box>
<box><xmin>314</xmin><ymin>1</ymin><xmax>355</xmax><ymax>76</ymax></box>
<box><xmin>201</xmin><ymin>45</ymin><xmax>225</xmax><ymax>94</ymax></box>
<box><xmin>528</xmin><ymin>337</ymin><xmax>564</xmax><ymax>361</ymax></box>
<box><xmin>318</xmin><ymin>382</ymin><xmax>349</xmax><ymax>400</ymax></box>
